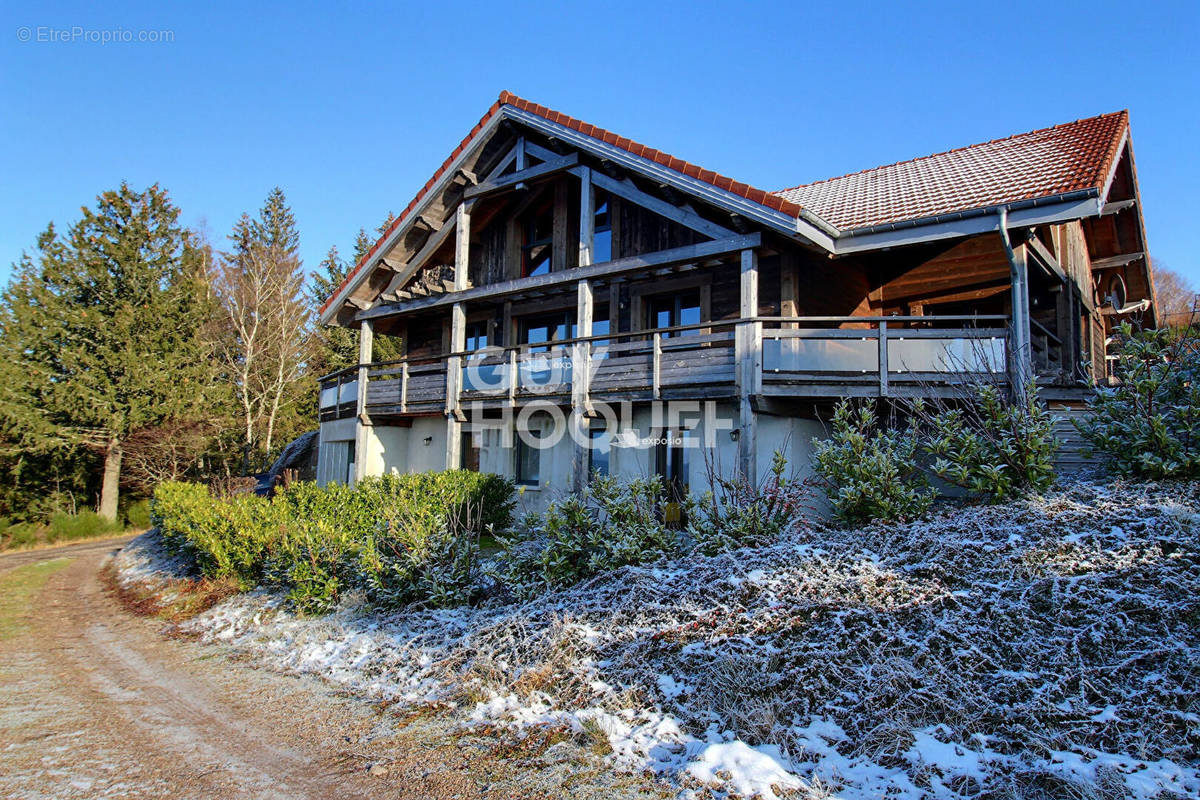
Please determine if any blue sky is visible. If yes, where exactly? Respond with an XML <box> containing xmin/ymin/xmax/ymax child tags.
<box><xmin>2</xmin><ymin>0</ymin><xmax>1198</xmax><ymax>289</ymax></box>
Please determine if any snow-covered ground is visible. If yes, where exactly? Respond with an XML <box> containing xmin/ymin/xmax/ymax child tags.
<box><xmin>116</xmin><ymin>480</ymin><xmax>1200</xmax><ymax>799</ymax></box>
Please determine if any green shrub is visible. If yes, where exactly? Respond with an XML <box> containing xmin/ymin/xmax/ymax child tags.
<box><xmin>687</xmin><ymin>451</ymin><xmax>811</xmax><ymax>555</ymax></box>
<box><xmin>1</xmin><ymin>521</ymin><xmax>40</xmax><ymax>549</ymax></box>
<box><xmin>812</xmin><ymin>401</ymin><xmax>935</xmax><ymax>525</ymax></box>
<box><xmin>46</xmin><ymin>510</ymin><xmax>124</xmax><ymax>543</ymax></box>
<box><xmin>122</xmin><ymin>498</ymin><xmax>152</xmax><ymax>530</ymax></box>
<box><xmin>151</xmin><ymin>471</ymin><xmax>515</xmax><ymax>611</ymax></box>
<box><xmin>494</xmin><ymin>474</ymin><xmax>682</xmax><ymax>600</ymax></box>
<box><xmin>1077</xmin><ymin>323</ymin><xmax>1200</xmax><ymax>478</ymax></box>
<box><xmin>923</xmin><ymin>384</ymin><xmax>1058</xmax><ymax>502</ymax></box>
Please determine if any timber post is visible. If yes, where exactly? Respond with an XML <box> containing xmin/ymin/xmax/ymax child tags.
<box><xmin>353</xmin><ymin>318</ymin><xmax>374</xmax><ymax>483</ymax></box>
<box><xmin>736</xmin><ymin>248</ymin><xmax>759</xmax><ymax>486</ymax></box>
<box><xmin>446</xmin><ymin>202</ymin><xmax>471</xmax><ymax>469</ymax></box>
<box><xmin>998</xmin><ymin>209</ymin><xmax>1032</xmax><ymax>403</ymax></box>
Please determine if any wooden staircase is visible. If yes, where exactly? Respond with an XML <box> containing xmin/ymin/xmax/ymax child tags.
<box><xmin>1049</xmin><ymin>406</ymin><xmax>1107</xmax><ymax>475</ymax></box>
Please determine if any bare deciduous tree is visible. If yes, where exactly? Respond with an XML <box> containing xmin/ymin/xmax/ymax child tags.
<box><xmin>1152</xmin><ymin>260</ymin><xmax>1198</xmax><ymax>327</ymax></box>
<box><xmin>213</xmin><ymin>208</ymin><xmax>311</xmax><ymax>470</ymax></box>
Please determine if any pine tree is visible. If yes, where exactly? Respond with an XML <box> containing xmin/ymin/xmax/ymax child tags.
<box><xmin>309</xmin><ymin>245</ymin><xmax>359</xmax><ymax>372</ymax></box>
<box><xmin>0</xmin><ymin>184</ymin><xmax>212</xmax><ymax>519</ymax></box>
<box><xmin>311</xmin><ymin>213</ymin><xmax>404</xmax><ymax>372</ymax></box>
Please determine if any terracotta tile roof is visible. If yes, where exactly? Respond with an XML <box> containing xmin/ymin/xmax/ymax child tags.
<box><xmin>497</xmin><ymin>92</ymin><xmax>802</xmax><ymax>217</ymax></box>
<box><xmin>323</xmin><ymin>97</ymin><xmax>1130</xmax><ymax>316</ymax></box>
<box><xmin>773</xmin><ymin>111</ymin><xmax>1129</xmax><ymax>232</ymax></box>
<box><xmin>321</xmin><ymin>92</ymin><xmax>798</xmax><ymax>315</ymax></box>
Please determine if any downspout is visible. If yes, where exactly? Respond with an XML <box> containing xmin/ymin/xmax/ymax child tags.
<box><xmin>997</xmin><ymin>208</ymin><xmax>1032</xmax><ymax>403</ymax></box>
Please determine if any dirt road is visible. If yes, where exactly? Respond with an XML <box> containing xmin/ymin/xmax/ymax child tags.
<box><xmin>0</xmin><ymin>545</ymin><xmax>667</xmax><ymax>800</ymax></box>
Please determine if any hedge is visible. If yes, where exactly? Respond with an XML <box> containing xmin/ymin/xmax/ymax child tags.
<box><xmin>151</xmin><ymin>471</ymin><xmax>515</xmax><ymax>612</ymax></box>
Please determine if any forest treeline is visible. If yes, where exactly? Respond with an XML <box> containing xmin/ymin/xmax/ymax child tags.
<box><xmin>0</xmin><ymin>183</ymin><xmax>389</xmax><ymax>524</ymax></box>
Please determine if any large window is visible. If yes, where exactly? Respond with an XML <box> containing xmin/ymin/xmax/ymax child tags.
<box><xmin>521</xmin><ymin>199</ymin><xmax>554</xmax><ymax>277</ymax></box>
<box><xmin>647</xmin><ymin>289</ymin><xmax>702</xmax><ymax>337</ymax></box>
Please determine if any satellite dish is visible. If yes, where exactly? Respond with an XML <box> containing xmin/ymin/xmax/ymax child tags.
<box><xmin>1106</xmin><ymin>274</ymin><xmax>1128</xmax><ymax>310</ymax></box>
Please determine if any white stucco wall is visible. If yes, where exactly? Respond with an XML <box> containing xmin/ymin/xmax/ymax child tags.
<box><xmin>323</xmin><ymin>403</ymin><xmax>830</xmax><ymax>517</ymax></box>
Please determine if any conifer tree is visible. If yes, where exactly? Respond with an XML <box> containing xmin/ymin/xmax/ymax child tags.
<box><xmin>0</xmin><ymin>184</ymin><xmax>212</xmax><ymax>519</ymax></box>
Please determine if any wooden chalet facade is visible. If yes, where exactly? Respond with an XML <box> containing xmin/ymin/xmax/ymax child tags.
<box><xmin>315</xmin><ymin>93</ymin><xmax>1155</xmax><ymax>504</ymax></box>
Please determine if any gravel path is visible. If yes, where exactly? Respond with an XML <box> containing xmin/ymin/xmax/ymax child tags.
<box><xmin>0</xmin><ymin>545</ymin><xmax>669</xmax><ymax>799</ymax></box>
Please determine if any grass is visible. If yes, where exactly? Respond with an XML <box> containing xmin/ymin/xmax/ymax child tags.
<box><xmin>99</xmin><ymin>560</ymin><xmax>238</xmax><ymax>623</ymax></box>
<box><xmin>1</xmin><ymin>501</ymin><xmax>150</xmax><ymax>553</ymax></box>
<box><xmin>0</xmin><ymin>558</ymin><xmax>71</xmax><ymax>640</ymax></box>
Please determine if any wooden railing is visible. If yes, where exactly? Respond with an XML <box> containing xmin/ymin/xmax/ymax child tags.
<box><xmin>317</xmin><ymin>315</ymin><xmax>1014</xmax><ymax>416</ymax></box>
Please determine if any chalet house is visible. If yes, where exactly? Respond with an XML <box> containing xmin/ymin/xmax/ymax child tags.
<box><xmin>316</xmin><ymin>92</ymin><xmax>1155</xmax><ymax>507</ymax></box>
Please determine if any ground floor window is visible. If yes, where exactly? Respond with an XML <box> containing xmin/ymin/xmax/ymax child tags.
<box><xmin>515</xmin><ymin>435</ymin><xmax>540</xmax><ymax>487</ymax></box>
<box><xmin>317</xmin><ymin>439</ymin><xmax>355</xmax><ymax>485</ymax></box>
<box><xmin>461</xmin><ymin>431</ymin><xmax>480</xmax><ymax>471</ymax></box>
<box><xmin>588</xmin><ymin>425</ymin><xmax>610</xmax><ymax>478</ymax></box>
<box><xmin>655</xmin><ymin>428</ymin><xmax>689</xmax><ymax>524</ymax></box>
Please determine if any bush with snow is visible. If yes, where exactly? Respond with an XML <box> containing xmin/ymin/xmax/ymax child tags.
<box><xmin>134</xmin><ymin>479</ymin><xmax>1200</xmax><ymax>799</ymax></box>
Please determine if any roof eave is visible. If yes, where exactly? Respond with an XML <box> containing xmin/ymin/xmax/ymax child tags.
<box><xmin>317</xmin><ymin>109</ymin><xmax>508</xmax><ymax>327</ymax></box>
<box><xmin>829</xmin><ymin>189</ymin><xmax>1103</xmax><ymax>255</ymax></box>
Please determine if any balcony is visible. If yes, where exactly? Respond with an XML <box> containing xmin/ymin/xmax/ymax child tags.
<box><xmin>317</xmin><ymin>315</ymin><xmax>1013</xmax><ymax>421</ymax></box>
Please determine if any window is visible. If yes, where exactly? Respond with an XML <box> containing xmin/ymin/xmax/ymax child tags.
<box><xmin>515</xmin><ymin>435</ymin><xmax>540</xmax><ymax>487</ymax></box>
<box><xmin>647</xmin><ymin>290</ymin><xmax>702</xmax><ymax>337</ymax></box>
<box><xmin>655</xmin><ymin>429</ymin><xmax>689</xmax><ymax>502</ymax></box>
<box><xmin>461</xmin><ymin>431</ymin><xmax>480</xmax><ymax>472</ymax></box>
<box><xmin>587</xmin><ymin>425</ymin><xmax>610</xmax><ymax>478</ymax></box>
<box><xmin>519</xmin><ymin>311</ymin><xmax>575</xmax><ymax>352</ymax></box>
<box><xmin>521</xmin><ymin>199</ymin><xmax>554</xmax><ymax>277</ymax></box>
<box><xmin>593</xmin><ymin>190</ymin><xmax>612</xmax><ymax>263</ymax></box>
<box><xmin>591</xmin><ymin>315</ymin><xmax>611</xmax><ymax>354</ymax></box>
<box><xmin>464</xmin><ymin>320</ymin><xmax>488</xmax><ymax>352</ymax></box>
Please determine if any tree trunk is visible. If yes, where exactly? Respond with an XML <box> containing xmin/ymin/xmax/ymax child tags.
<box><xmin>99</xmin><ymin>440</ymin><xmax>122</xmax><ymax>521</ymax></box>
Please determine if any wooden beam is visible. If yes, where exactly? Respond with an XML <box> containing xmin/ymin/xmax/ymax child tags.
<box><xmin>446</xmin><ymin>204</ymin><xmax>471</xmax><ymax>469</ymax></box>
<box><xmin>379</xmin><ymin>215</ymin><xmax>458</xmax><ymax>299</ymax></box>
<box><xmin>581</xmin><ymin>168</ymin><xmax>736</xmax><ymax>240</ymax></box>
<box><xmin>464</xmin><ymin>153</ymin><xmax>579</xmax><ymax>200</ymax></box>
<box><xmin>571</xmin><ymin>279</ymin><xmax>594</xmax><ymax>492</ymax></box>
<box><xmin>1101</xmin><ymin>199</ymin><xmax>1136</xmax><ymax>216</ymax></box>
<box><xmin>1091</xmin><ymin>251</ymin><xmax>1144</xmax><ymax>270</ymax></box>
<box><xmin>453</xmin><ymin>203</ymin><xmax>470</xmax><ymax>291</ymax></box>
<box><xmin>412</xmin><ymin>215</ymin><xmax>440</xmax><ymax>234</ymax></box>
<box><xmin>578</xmin><ymin>166</ymin><xmax>594</xmax><ymax>268</ymax></box>
<box><xmin>380</xmin><ymin>255</ymin><xmax>406</xmax><ymax>273</ymax></box>
<box><xmin>450</xmin><ymin>168</ymin><xmax>477</xmax><ymax>188</ymax></box>
<box><xmin>354</xmin><ymin>319</ymin><xmax>374</xmax><ymax>483</ymax></box>
<box><xmin>359</xmin><ymin>233</ymin><xmax>762</xmax><ymax>320</ymax></box>
<box><xmin>1026</xmin><ymin>236</ymin><xmax>1068</xmax><ymax>283</ymax></box>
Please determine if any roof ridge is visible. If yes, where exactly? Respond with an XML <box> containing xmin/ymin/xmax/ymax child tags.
<box><xmin>773</xmin><ymin>110</ymin><xmax>1129</xmax><ymax>195</ymax></box>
